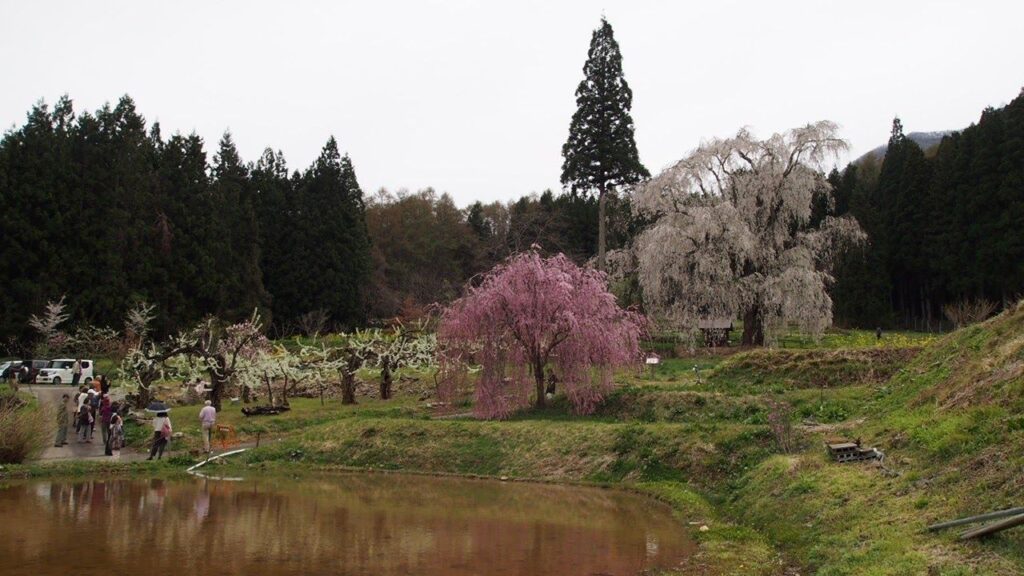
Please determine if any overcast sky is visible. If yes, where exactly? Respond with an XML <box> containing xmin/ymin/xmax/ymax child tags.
<box><xmin>2</xmin><ymin>0</ymin><xmax>1022</xmax><ymax>205</ymax></box>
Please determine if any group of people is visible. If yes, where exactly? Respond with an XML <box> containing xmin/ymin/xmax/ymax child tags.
<box><xmin>51</xmin><ymin>377</ymin><xmax>220</xmax><ymax>460</ymax></box>
<box><xmin>144</xmin><ymin>400</ymin><xmax>217</xmax><ymax>460</ymax></box>
<box><xmin>55</xmin><ymin>379</ymin><xmax>125</xmax><ymax>457</ymax></box>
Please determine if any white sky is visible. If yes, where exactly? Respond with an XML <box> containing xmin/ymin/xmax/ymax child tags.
<box><xmin>2</xmin><ymin>0</ymin><xmax>1022</xmax><ymax>206</ymax></box>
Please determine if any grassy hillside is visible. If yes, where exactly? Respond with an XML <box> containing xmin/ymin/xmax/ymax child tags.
<box><xmin>709</xmin><ymin>347</ymin><xmax>921</xmax><ymax>391</ymax></box>
<box><xmin>728</xmin><ymin>302</ymin><xmax>1024</xmax><ymax>575</ymax></box>
<box><xmin>8</xmin><ymin>314</ymin><xmax>1023</xmax><ymax>574</ymax></box>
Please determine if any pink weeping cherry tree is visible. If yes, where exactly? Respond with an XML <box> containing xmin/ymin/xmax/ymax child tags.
<box><xmin>438</xmin><ymin>250</ymin><xmax>646</xmax><ymax>419</ymax></box>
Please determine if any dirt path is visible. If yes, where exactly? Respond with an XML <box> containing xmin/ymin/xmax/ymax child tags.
<box><xmin>28</xmin><ymin>384</ymin><xmax>149</xmax><ymax>462</ymax></box>
<box><xmin>29</xmin><ymin>384</ymin><xmax>263</xmax><ymax>465</ymax></box>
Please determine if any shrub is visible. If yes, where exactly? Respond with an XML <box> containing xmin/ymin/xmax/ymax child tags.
<box><xmin>0</xmin><ymin>396</ymin><xmax>52</xmax><ymax>464</ymax></box>
<box><xmin>766</xmin><ymin>399</ymin><xmax>794</xmax><ymax>453</ymax></box>
<box><xmin>942</xmin><ymin>298</ymin><xmax>997</xmax><ymax>329</ymax></box>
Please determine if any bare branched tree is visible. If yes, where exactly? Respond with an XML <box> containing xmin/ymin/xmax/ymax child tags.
<box><xmin>124</xmin><ymin>300</ymin><xmax>156</xmax><ymax>349</ymax></box>
<box><xmin>632</xmin><ymin>122</ymin><xmax>864</xmax><ymax>345</ymax></box>
<box><xmin>295</xmin><ymin>309</ymin><xmax>330</xmax><ymax>337</ymax></box>
<box><xmin>28</xmin><ymin>296</ymin><xmax>70</xmax><ymax>356</ymax></box>
<box><xmin>942</xmin><ymin>298</ymin><xmax>997</xmax><ymax>329</ymax></box>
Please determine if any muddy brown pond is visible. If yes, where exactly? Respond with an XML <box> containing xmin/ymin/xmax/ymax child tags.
<box><xmin>0</xmin><ymin>473</ymin><xmax>695</xmax><ymax>575</ymax></box>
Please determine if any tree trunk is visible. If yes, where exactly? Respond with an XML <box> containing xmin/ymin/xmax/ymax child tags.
<box><xmin>597</xmin><ymin>188</ymin><xmax>608</xmax><ymax>272</ymax></box>
<box><xmin>135</xmin><ymin>382</ymin><xmax>152</xmax><ymax>410</ymax></box>
<box><xmin>534</xmin><ymin>360</ymin><xmax>546</xmax><ymax>409</ymax></box>
<box><xmin>380</xmin><ymin>364</ymin><xmax>392</xmax><ymax>400</ymax></box>
<box><xmin>741</xmin><ymin>307</ymin><xmax>765</xmax><ymax>346</ymax></box>
<box><xmin>341</xmin><ymin>372</ymin><xmax>357</xmax><ymax>405</ymax></box>
<box><xmin>208</xmin><ymin>357</ymin><xmax>228</xmax><ymax>411</ymax></box>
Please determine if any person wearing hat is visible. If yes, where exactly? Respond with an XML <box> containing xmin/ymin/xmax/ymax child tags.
<box><xmin>147</xmin><ymin>410</ymin><xmax>172</xmax><ymax>460</ymax></box>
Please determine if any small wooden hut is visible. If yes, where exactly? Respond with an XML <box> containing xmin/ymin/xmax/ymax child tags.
<box><xmin>698</xmin><ymin>318</ymin><xmax>733</xmax><ymax>347</ymax></box>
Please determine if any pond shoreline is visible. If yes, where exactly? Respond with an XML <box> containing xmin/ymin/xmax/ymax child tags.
<box><xmin>3</xmin><ymin>455</ymin><xmax>782</xmax><ymax>575</ymax></box>
<box><xmin>2</xmin><ymin>470</ymin><xmax>704</xmax><ymax>576</ymax></box>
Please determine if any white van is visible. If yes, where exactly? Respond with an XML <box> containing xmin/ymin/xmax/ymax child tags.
<box><xmin>35</xmin><ymin>359</ymin><xmax>94</xmax><ymax>386</ymax></box>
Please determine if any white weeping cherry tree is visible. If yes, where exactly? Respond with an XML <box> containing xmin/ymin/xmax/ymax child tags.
<box><xmin>632</xmin><ymin>121</ymin><xmax>864</xmax><ymax>345</ymax></box>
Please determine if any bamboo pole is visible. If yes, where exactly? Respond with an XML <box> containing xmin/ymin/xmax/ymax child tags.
<box><xmin>185</xmin><ymin>448</ymin><xmax>248</xmax><ymax>473</ymax></box>
<box><xmin>960</xmin><ymin>513</ymin><xmax>1024</xmax><ymax>540</ymax></box>
<box><xmin>926</xmin><ymin>507</ymin><xmax>1024</xmax><ymax>532</ymax></box>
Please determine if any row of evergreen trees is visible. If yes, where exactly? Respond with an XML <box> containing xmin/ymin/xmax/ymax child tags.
<box><xmin>829</xmin><ymin>90</ymin><xmax>1024</xmax><ymax>329</ymax></box>
<box><xmin>0</xmin><ymin>96</ymin><xmax>370</xmax><ymax>344</ymax></box>
<box><xmin>2</xmin><ymin>89</ymin><xmax>1021</xmax><ymax>342</ymax></box>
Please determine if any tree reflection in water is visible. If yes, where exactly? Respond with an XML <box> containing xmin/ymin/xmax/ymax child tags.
<box><xmin>2</xmin><ymin>474</ymin><xmax>695</xmax><ymax>576</ymax></box>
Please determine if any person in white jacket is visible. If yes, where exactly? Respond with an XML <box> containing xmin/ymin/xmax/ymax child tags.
<box><xmin>198</xmin><ymin>401</ymin><xmax>217</xmax><ymax>453</ymax></box>
<box><xmin>147</xmin><ymin>412</ymin><xmax>172</xmax><ymax>460</ymax></box>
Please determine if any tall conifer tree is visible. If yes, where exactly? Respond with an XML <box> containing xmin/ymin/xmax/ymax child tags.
<box><xmin>290</xmin><ymin>137</ymin><xmax>371</xmax><ymax>328</ymax></box>
<box><xmin>252</xmin><ymin>148</ymin><xmax>293</xmax><ymax>326</ymax></box>
<box><xmin>561</xmin><ymin>17</ymin><xmax>648</xmax><ymax>271</ymax></box>
<box><xmin>212</xmin><ymin>132</ymin><xmax>269</xmax><ymax>321</ymax></box>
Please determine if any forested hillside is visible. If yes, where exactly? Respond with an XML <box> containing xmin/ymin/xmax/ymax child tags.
<box><xmin>857</xmin><ymin>130</ymin><xmax>953</xmax><ymax>162</ymax></box>
<box><xmin>830</xmin><ymin>89</ymin><xmax>1024</xmax><ymax>329</ymax></box>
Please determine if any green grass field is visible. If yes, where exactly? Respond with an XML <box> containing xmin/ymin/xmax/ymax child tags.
<box><xmin>6</xmin><ymin>318</ymin><xmax>1023</xmax><ymax>575</ymax></box>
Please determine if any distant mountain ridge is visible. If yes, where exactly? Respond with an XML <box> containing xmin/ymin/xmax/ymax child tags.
<box><xmin>858</xmin><ymin>130</ymin><xmax>955</xmax><ymax>162</ymax></box>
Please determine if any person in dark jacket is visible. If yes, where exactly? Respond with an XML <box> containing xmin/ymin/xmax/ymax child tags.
<box><xmin>88</xmin><ymin>390</ymin><xmax>101</xmax><ymax>436</ymax></box>
<box><xmin>99</xmin><ymin>395</ymin><xmax>112</xmax><ymax>448</ymax></box>
<box><xmin>77</xmin><ymin>403</ymin><xmax>93</xmax><ymax>443</ymax></box>
<box><xmin>53</xmin><ymin>394</ymin><xmax>71</xmax><ymax>447</ymax></box>
<box><xmin>106</xmin><ymin>402</ymin><xmax>124</xmax><ymax>456</ymax></box>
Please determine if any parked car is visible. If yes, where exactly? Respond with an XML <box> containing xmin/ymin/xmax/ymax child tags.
<box><xmin>0</xmin><ymin>360</ymin><xmax>18</xmax><ymax>380</ymax></box>
<box><xmin>35</xmin><ymin>359</ymin><xmax>94</xmax><ymax>386</ymax></box>
<box><xmin>16</xmin><ymin>359</ymin><xmax>49</xmax><ymax>383</ymax></box>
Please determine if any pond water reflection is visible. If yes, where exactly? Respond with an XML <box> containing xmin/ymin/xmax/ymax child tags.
<box><xmin>0</xmin><ymin>473</ymin><xmax>694</xmax><ymax>575</ymax></box>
